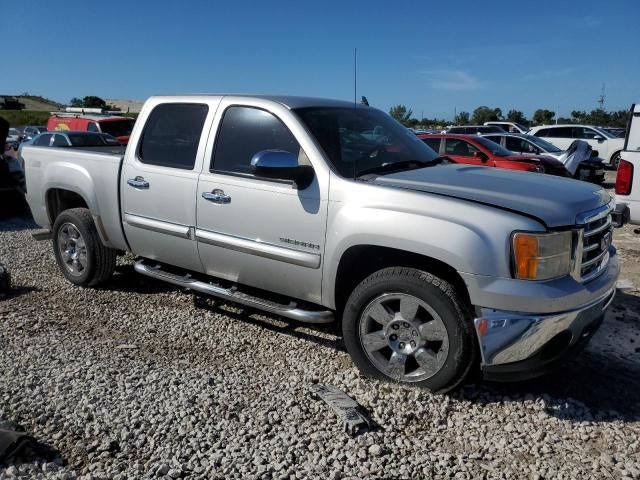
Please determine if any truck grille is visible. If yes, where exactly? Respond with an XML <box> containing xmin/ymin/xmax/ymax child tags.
<box><xmin>577</xmin><ymin>205</ymin><xmax>613</xmax><ymax>282</ymax></box>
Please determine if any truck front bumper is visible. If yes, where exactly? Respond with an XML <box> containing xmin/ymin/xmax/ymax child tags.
<box><xmin>467</xmin><ymin>248</ymin><xmax>619</xmax><ymax>381</ymax></box>
<box><xmin>475</xmin><ymin>287</ymin><xmax>615</xmax><ymax>381</ymax></box>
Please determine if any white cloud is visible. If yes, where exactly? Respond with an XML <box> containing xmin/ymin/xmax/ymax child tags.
<box><xmin>422</xmin><ymin>69</ymin><xmax>481</xmax><ymax>91</ymax></box>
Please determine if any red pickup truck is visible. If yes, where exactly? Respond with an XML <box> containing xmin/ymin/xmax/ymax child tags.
<box><xmin>418</xmin><ymin>133</ymin><xmax>571</xmax><ymax>177</ymax></box>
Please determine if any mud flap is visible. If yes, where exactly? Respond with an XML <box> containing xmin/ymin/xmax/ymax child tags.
<box><xmin>309</xmin><ymin>384</ymin><xmax>373</xmax><ymax>436</ymax></box>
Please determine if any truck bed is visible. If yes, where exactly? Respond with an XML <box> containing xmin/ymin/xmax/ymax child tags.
<box><xmin>22</xmin><ymin>145</ymin><xmax>128</xmax><ymax>250</ymax></box>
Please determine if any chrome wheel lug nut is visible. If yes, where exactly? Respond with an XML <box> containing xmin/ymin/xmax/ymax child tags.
<box><xmin>410</xmin><ymin>341</ymin><xmax>416</xmax><ymax>348</ymax></box>
<box><xmin>412</xmin><ymin>330</ymin><xmax>418</xmax><ymax>336</ymax></box>
<box><xmin>399</xmin><ymin>342</ymin><xmax>405</xmax><ymax>349</ymax></box>
<box><xmin>392</xmin><ymin>324</ymin><xmax>399</xmax><ymax>330</ymax></box>
<box><xmin>403</xmin><ymin>322</ymin><xmax>410</xmax><ymax>328</ymax></box>
<box><xmin>390</xmin><ymin>334</ymin><xmax>397</xmax><ymax>341</ymax></box>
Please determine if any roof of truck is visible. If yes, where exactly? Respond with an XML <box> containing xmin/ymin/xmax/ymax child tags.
<box><xmin>148</xmin><ymin>94</ymin><xmax>365</xmax><ymax>110</ymax></box>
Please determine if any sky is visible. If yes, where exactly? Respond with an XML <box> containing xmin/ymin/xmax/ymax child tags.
<box><xmin>2</xmin><ymin>0</ymin><xmax>639</xmax><ymax>120</ymax></box>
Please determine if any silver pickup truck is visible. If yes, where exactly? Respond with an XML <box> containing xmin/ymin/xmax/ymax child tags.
<box><xmin>24</xmin><ymin>95</ymin><xmax>621</xmax><ymax>392</ymax></box>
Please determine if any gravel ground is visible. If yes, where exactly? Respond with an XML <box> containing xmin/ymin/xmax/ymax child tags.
<box><xmin>1</xmin><ymin>176</ymin><xmax>639</xmax><ymax>479</ymax></box>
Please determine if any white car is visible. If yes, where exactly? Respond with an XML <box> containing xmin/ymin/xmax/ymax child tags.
<box><xmin>616</xmin><ymin>104</ymin><xmax>640</xmax><ymax>224</ymax></box>
<box><xmin>484</xmin><ymin>121</ymin><xmax>528</xmax><ymax>134</ymax></box>
<box><xmin>528</xmin><ymin>124</ymin><xmax>625</xmax><ymax>168</ymax></box>
<box><xmin>6</xmin><ymin>128</ymin><xmax>22</xmax><ymax>148</ymax></box>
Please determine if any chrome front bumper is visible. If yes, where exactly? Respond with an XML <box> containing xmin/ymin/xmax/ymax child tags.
<box><xmin>474</xmin><ymin>287</ymin><xmax>615</xmax><ymax>367</ymax></box>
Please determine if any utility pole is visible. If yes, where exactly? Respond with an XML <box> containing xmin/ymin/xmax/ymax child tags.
<box><xmin>454</xmin><ymin>107</ymin><xmax>457</xmax><ymax>124</ymax></box>
<box><xmin>597</xmin><ymin>83</ymin><xmax>606</xmax><ymax>110</ymax></box>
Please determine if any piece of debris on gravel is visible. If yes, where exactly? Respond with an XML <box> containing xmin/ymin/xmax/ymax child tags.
<box><xmin>1</xmin><ymin>179</ymin><xmax>639</xmax><ymax>479</ymax></box>
<box><xmin>309</xmin><ymin>384</ymin><xmax>373</xmax><ymax>436</ymax></box>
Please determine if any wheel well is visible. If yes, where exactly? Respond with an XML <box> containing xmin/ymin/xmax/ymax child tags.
<box><xmin>334</xmin><ymin>245</ymin><xmax>471</xmax><ymax>316</ymax></box>
<box><xmin>46</xmin><ymin>189</ymin><xmax>89</xmax><ymax>224</ymax></box>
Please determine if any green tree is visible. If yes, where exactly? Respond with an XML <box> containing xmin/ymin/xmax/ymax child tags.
<box><xmin>389</xmin><ymin>105</ymin><xmax>413</xmax><ymax>125</ymax></box>
<box><xmin>506</xmin><ymin>109</ymin><xmax>527</xmax><ymax>125</ymax></box>
<box><xmin>571</xmin><ymin>110</ymin><xmax>587</xmax><ymax>123</ymax></box>
<box><xmin>454</xmin><ymin>111</ymin><xmax>470</xmax><ymax>125</ymax></box>
<box><xmin>69</xmin><ymin>97</ymin><xmax>83</xmax><ymax>107</ymax></box>
<box><xmin>471</xmin><ymin>106</ymin><xmax>501</xmax><ymax>124</ymax></box>
<box><xmin>82</xmin><ymin>96</ymin><xmax>107</xmax><ymax>109</ymax></box>
<box><xmin>532</xmin><ymin>109</ymin><xmax>555</xmax><ymax>125</ymax></box>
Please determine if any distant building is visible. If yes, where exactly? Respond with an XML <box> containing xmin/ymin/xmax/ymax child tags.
<box><xmin>105</xmin><ymin>99</ymin><xmax>144</xmax><ymax>114</ymax></box>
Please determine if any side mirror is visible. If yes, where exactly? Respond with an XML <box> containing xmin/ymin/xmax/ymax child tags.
<box><xmin>250</xmin><ymin>150</ymin><xmax>314</xmax><ymax>189</ymax></box>
<box><xmin>593</xmin><ymin>135</ymin><xmax>604</xmax><ymax>142</ymax></box>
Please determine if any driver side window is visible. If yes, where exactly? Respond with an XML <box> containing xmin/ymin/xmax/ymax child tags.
<box><xmin>212</xmin><ymin>106</ymin><xmax>301</xmax><ymax>175</ymax></box>
<box><xmin>445</xmin><ymin>138</ymin><xmax>477</xmax><ymax>157</ymax></box>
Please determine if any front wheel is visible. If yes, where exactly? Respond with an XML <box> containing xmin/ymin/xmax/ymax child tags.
<box><xmin>52</xmin><ymin>208</ymin><xmax>116</xmax><ymax>287</ymax></box>
<box><xmin>342</xmin><ymin>267</ymin><xmax>477</xmax><ymax>393</ymax></box>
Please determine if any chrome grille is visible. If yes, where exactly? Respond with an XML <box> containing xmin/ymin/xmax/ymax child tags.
<box><xmin>576</xmin><ymin>204</ymin><xmax>613</xmax><ymax>282</ymax></box>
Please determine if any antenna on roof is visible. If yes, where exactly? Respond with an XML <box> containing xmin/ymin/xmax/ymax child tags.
<box><xmin>353</xmin><ymin>47</ymin><xmax>357</xmax><ymax>109</ymax></box>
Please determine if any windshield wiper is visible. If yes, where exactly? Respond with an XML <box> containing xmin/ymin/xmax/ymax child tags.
<box><xmin>355</xmin><ymin>159</ymin><xmax>437</xmax><ymax>178</ymax></box>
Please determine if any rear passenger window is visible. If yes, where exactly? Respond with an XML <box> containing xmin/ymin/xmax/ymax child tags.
<box><xmin>546</xmin><ymin>127</ymin><xmax>574</xmax><ymax>138</ymax></box>
<box><xmin>138</xmin><ymin>103</ymin><xmax>209</xmax><ymax>170</ymax></box>
<box><xmin>212</xmin><ymin>106</ymin><xmax>300</xmax><ymax>174</ymax></box>
<box><xmin>87</xmin><ymin>122</ymin><xmax>99</xmax><ymax>132</ymax></box>
<box><xmin>422</xmin><ymin>137</ymin><xmax>441</xmax><ymax>152</ymax></box>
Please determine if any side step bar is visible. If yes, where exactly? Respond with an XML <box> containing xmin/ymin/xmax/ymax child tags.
<box><xmin>134</xmin><ymin>259</ymin><xmax>334</xmax><ymax>324</ymax></box>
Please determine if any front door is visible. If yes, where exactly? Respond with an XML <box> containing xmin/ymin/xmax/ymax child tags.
<box><xmin>196</xmin><ymin>102</ymin><xmax>327</xmax><ymax>304</ymax></box>
<box><xmin>121</xmin><ymin>101</ymin><xmax>215</xmax><ymax>272</ymax></box>
<box><xmin>444</xmin><ymin>138</ymin><xmax>491</xmax><ymax>166</ymax></box>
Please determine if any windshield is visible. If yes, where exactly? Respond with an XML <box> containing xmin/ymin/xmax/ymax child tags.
<box><xmin>593</xmin><ymin>126</ymin><xmax>615</xmax><ymax>139</ymax></box>
<box><xmin>525</xmin><ymin>135</ymin><xmax>562</xmax><ymax>152</ymax></box>
<box><xmin>472</xmin><ymin>136</ymin><xmax>514</xmax><ymax>157</ymax></box>
<box><xmin>293</xmin><ymin>107</ymin><xmax>438</xmax><ymax>177</ymax></box>
<box><xmin>99</xmin><ymin>119</ymin><xmax>135</xmax><ymax>137</ymax></box>
<box><xmin>9</xmin><ymin>129</ymin><xmax>19</xmax><ymax>135</ymax></box>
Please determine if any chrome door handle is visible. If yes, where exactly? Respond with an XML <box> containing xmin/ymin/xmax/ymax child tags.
<box><xmin>127</xmin><ymin>176</ymin><xmax>149</xmax><ymax>189</ymax></box>
<box><xmin>202</xmin><ymin>189</ymin><xmax>231</xmax><ymax>204</ymax></box>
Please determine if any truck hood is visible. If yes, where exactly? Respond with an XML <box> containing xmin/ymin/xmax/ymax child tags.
<box><xmin>372</xmin><ymin>164</ymin><xmax>610</xmax><ymax>227</ymax></box>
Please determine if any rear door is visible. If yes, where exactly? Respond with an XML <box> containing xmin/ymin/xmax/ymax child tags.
<box><xmin>195</xmin><ymin>100</ymin><xmax>328</xmax><ymax>304</ymax></box>
<box><xmin>121</xmin><ymin>100</ymin><xmax>218</xmax><ymax>272</ymax></box>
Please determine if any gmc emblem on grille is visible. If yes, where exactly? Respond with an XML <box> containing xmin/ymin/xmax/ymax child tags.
<box><xmin>601</xmin><ymin>232</ymin><xmax>612</xmax><ymax>251</ymax></box>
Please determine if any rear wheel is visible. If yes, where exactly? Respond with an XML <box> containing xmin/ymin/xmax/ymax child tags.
<box><xmin>342</xmin><ymin>267</ymin><xmax>477</xmax><ymax>393</ymax></box>
<box><xmin>52</xmin><ymin>208</ymin><xmax>116</xmax><ymax>287</ymax></box>
<box><xmin>611</xmin><ymin>152</ymin><xmax>621</xmax><ymax>170</ymax></box>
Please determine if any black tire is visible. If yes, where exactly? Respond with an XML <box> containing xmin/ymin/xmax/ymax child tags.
<box><xmin>611</xmin><ymin>152</ymin><xmax>621</xmax><ymax>170</ymax></box>
<box><xmin>342</xmin><ymin>267</ymin><xmax>477</xmax><ymax>393</ymax></box>
<box><xmin>52</xmin><ymin>208</ymin><xmax>116</xmax><ymax>287</ymax></box>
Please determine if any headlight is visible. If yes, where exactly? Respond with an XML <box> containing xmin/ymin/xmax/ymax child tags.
<box><xmin>512</xmin><ymin>231</ymin><xmax>573</xmax><ymax>280</ymax></box>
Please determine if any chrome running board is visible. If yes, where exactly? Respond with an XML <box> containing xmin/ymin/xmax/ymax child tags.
<box><xmin>134</xmin><ymin>259</ymin><xmax>334</xmax><ymax>324</ymax></box>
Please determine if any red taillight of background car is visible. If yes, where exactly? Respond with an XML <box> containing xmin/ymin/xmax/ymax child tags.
<box><xmin>616</xmin><ymin>160</ymin><xmax>634</xmax><ymax>195</ymax></box>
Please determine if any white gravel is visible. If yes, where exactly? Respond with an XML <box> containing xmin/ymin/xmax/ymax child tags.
<box><xmin>1</xmin><ymin>210</ymin><xmax>639</xmax><ymax>479</ymax></box>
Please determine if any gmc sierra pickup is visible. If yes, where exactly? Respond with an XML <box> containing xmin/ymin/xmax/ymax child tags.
<box><xmin>24</xmin><ymin>95</ymin><xmax>621</xmax><ymax>392</ymax></box>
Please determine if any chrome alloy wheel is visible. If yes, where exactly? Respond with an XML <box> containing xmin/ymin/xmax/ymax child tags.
<box><xmin>358</xmin><ymin>293</ymin><xmax>450</xmax><ymax>382</ymax></box>
<box><xmin>57</xmin><ymin>223</ymin><xmax>87</xmax><ymax>275</ymax></box>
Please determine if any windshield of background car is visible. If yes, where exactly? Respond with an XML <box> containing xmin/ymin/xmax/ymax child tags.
<box><xmin>99</xmin><ymin>119</ymin><xmax>135</xmax><ymax>137</ymax></box>
<box><xmin>593</xmin><ymin>126</ymin><xmax>615</xmax><ymax>139</ymax></box>
<box><xmin>472</xmin><ymin>136</ymin><xmax>514</xmax><ymax>156</ymax></box>
<box><xmin>293</xmin><ymin>106</ymin><xmax>439</xmax><ymax>177</ymax></box>
<box><xmin>526</xmin><ymin>135</ymin><xmax>562</xmax><ymax>152</ymax></box>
